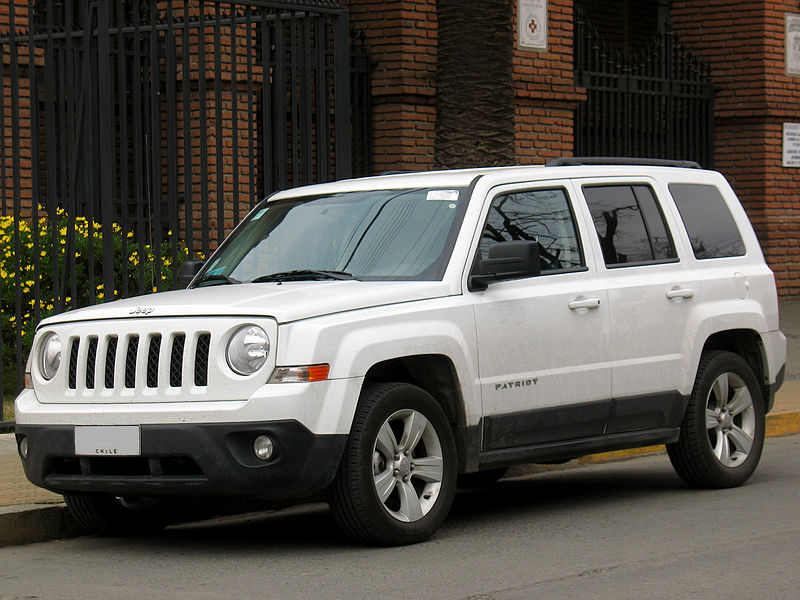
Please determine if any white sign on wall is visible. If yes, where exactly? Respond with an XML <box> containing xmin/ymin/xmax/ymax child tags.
<box><xmin>519</xmin><ymin>0</ymin><xmax>547</xmax><ymax>51</ymax></box>
<box><xmin>782</xmin><ymin>123</ymin><xmax>800</xmax><ymax>167</ymax></box>
<box><xmin>786</xmin><ymin>14</ymin><xmax>800</xmax><ymax>76</ymax></box>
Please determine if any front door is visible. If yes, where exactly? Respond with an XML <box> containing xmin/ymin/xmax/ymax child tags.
<box><xmin>471</xmin><ymin>184</ymin><xmax>612</xmax><ymax>450</ymax></box>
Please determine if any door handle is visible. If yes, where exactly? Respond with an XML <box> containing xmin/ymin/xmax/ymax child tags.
<box><xmin>568</xmin><ymin>297</ymin><xmax>601</xmax><ymax>310</ymax></box>
<box><xmin>666</xmin><ymin>287</ymin><xmax>694</xmax><ymax>300</ymax></box>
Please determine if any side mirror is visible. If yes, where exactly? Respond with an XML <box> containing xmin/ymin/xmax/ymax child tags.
<box><xmin>179</xmin><ymin>259</ymin><xmax>205</xmax><ymax>289</ymax></box>
<box><xmin>469</xmin><ymin>240</ymin><xmax>541</xmax><ymax>291</ymax></box>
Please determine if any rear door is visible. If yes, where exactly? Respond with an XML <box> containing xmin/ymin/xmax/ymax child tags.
<box><xmin>577</xmin><ymin>177</ymin><xmax>693</xmax><ymax>433</ymax></box>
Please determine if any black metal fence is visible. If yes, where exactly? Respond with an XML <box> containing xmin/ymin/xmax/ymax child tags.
<box><xmin>0</xmin><ymin>0</ymin><xmax>372</xmax><ymax>419</ymax></box>
<box><xmin>574</xmin><ymin>13</ymin><xmax>715</xmax><ymax>167</ymax></box>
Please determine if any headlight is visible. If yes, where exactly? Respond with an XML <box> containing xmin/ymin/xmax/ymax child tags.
<box><xmin>39</xmin><ymin>332</ymin><xmax>62</xmax><ymax>380</ymax></box>
<box><xmin>226</xmin><ymin>325</ymin><xmax>270</xmax><ymax>375</ymax></box>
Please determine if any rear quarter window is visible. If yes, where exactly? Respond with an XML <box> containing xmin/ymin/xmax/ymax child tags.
<box><xmin>668</xmin><ymin>183</ymin><xmax>746</xmax><ymax>259</ymax></box>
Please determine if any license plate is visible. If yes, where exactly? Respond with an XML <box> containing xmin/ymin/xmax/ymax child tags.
<box><xmin>75</xmin><ymin>426</ymin><xmax>141</xmax><ymax>457</ymax></box>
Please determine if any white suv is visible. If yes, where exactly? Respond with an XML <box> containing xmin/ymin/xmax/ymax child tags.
<box><xmin>15</xmin><ymin>159</ymin><xmax>787</xmax><ymax>545</ymax></box>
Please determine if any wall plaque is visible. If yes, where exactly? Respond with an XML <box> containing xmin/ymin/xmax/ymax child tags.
<box><xmin>786</xmin><ymin>14</ymin><xmax>800</xmax><ymax>76</ymax></box>
<box><xmin>782</xmin><ymin>123</ymin><xmax>800</xmax><ymax>167</ymax></box>
<box><xmin>519</xmin><ymin>0</ymin><xmax>547</xmax><ymax>51</ymax></box>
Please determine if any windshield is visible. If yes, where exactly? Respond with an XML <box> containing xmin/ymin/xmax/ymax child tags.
<box><xmin>199</xmin><ymin>187</ymin><xmax>469</xmax><ymax>284</ymax></box>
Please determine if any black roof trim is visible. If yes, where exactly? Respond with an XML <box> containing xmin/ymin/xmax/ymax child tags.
<box><xmin>547</xmin><ymin>157</ymin><xmax>702</xmax><ymax>169</ymax></box>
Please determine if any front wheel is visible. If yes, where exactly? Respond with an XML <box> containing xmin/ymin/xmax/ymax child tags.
<box><xmin>667</xmin><ymin>351</ymin><xmax>765</xmax><ymax>488</ymax></box>
<box><xmin>328</xmin><ymin>383</ymin><xmax>457</xmax><ymax>546</ymax></box>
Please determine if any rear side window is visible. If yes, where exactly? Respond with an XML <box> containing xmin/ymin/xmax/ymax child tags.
<box><xmin>669</xmin><ymin>183</ymin><xmax>745</xmax><ymax>259</ymax></box>
<box><xmin>583</xmin><ymin>185</ymin><xmax>677</xmax><ymax>267</ymax></box>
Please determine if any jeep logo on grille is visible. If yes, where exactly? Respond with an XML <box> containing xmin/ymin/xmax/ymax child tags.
<box><xmin>129</xmin><ymin>306</ymin><xmax>155</xmax><ymax>315</ymax></box>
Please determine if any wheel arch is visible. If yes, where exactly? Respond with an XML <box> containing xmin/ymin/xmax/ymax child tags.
<box><xmin>700</xmin><ymin>329</ymin><xmax>769</xmax><ymax>410</ymax></box>
<box><xmin>360</xmin><ymin>354</ymin><xmax>472</xmax><ymax>471</ymax></box>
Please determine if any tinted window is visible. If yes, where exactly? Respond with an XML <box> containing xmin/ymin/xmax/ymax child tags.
<box><xmin>669</xmin><ymin>183</ymin><xmax>746</xmax><ymax>259</ymax></box>
<box><xmin>480</xmin><ymin>188</ymin><xmax>584</xmax><ymax>273</ymax></box>
<box><xmin>583</xmin><ymin>184</ymin><xmax>677</xmax><ymax>267</ymax></box>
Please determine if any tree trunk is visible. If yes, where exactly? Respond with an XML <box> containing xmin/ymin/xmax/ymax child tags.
<box><xmin>434</xmin><ymin>0</ymin><xmax>516</xmax><ymax>169</ymax></box>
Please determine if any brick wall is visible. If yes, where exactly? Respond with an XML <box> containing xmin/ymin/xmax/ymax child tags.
<box><xmin>513</xmin><ymin>0</ymin><xmax>584</xmax><ymax>163</ymax></box>
<box><xmin>672</xmin><ymin>1</ymin><xmax>800</xmax><ymax>297</ymax></box>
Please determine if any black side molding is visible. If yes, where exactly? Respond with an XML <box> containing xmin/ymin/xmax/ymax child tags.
<box><xmin>478</xmin><ymin>427</ymin><xmax>681</xmax><ymax>468</ymax></box>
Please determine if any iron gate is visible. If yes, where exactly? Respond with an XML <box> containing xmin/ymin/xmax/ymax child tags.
<box><xmin>0</xmin><ymin>0</ymin><xmax>371</xmax><ymax>417</ymax></box>
<box><xmin>574</xmin><ymin>11</ymin><xmax>715</xmax><ymax>167</ymax></box>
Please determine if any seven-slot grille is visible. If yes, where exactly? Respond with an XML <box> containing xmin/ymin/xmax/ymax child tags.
<box><xmin>66</xmin><ymin>332</ymin><xmax>211</xmax><ymax>391</ymax></box>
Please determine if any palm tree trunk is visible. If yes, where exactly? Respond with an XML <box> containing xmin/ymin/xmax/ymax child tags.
<box><xmin>434</xmin><ymin>0</ymin><xmax>516</xmax><ymax>169</ymax></box>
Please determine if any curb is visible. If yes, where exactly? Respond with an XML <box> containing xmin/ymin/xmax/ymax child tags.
<box><xmin>1</xmin><ymin>409</ymin><xmax>799</xmax><ymax>549</ymax></box>
<box><xmin>0</xmin><ymin>503</ymin><xmax>83</xmax><ymax>548</ymax></box>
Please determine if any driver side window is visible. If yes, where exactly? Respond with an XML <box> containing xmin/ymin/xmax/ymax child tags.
<box><xmin>480</xmin><ymin>188</ymin><xmax>585</xmax><ymax>274</ymax></box>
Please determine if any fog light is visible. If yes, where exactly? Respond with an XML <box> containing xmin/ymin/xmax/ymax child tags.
<box><xmin>253</xmin><ymin>434</ymin><xmax>274</xmax><ymax>461</ymax></box>
<box><xmin>18</xmin><ymin>437</ymin><xmax>28</xmax><ymax>460</ymax></box>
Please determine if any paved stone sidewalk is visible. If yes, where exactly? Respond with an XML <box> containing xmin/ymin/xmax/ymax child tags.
<box><xmin>0</xmin><ymin>454</ymin><xmax>61</xmax><ymax>508</ymax></box>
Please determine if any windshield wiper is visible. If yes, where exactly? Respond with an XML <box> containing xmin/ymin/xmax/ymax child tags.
<box><xmin>195</xmin><ymin>274</ymin><xmax>241</xmax><ymax>286</ymax></box>
<box><xmin>251</xmin><ymin>269</ymin><xmax>357</xmax><ymax>283</ymax></box>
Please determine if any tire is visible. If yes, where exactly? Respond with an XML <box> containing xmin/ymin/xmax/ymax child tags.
<box><xmin>328</xmin><ymin>383</ymin><xmax>457</xmax><ymax>546</ymax></box>
<box><xmin>64</xmin><ymin>493</ymin><xmax>173</xmax><ymax>536</ymax></box>
<box><xmin>457</xmin><ymin>467</ymin><xmax>508</xmax><ymax>489</ymax></box>
<box><xmin>667</xmin><ymin>351</ymin><xmax>765</xmax><ymax>488</ymax></box>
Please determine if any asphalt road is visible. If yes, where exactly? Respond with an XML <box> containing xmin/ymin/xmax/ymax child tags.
<box><xmin>1</xmin><ymin>435</ymin><xmax>799</xmax><ymax>600</ymax></box>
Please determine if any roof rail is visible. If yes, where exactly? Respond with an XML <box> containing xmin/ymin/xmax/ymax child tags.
<box><xmin>546</xmin><ymin>157</ymin><xmax>702</xmax><ymax>169</ymax></box>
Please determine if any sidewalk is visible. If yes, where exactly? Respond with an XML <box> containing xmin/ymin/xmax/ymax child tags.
<box><xmin>2</xmin><ymin>301</ymin><xmax>800</xmax><ymax>548</ymax></box>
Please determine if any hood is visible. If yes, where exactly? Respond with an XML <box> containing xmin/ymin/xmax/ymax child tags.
<box><xmin>40</xmin><ymin>280</ymin><xmax>453</xmax><ymax>327</ymax></box>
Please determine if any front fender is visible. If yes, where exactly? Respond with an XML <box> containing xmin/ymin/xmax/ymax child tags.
<box><xmin>275</xmin><ymin>299</ymin><xmax>480</xmax><ymax>428</ymax></box>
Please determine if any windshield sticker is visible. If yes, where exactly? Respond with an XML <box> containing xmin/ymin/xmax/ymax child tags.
<box><xmin>251</xmin><ymin>207</ymin><xmax>268</xmax><ymax>220</ymax></box>
<box><xmin>426</xmin><ymin>190</ymin><xmax>459</xmax><ymax>202</ymax></box>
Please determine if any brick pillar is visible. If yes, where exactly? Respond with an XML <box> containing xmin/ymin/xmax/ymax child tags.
<box><xmin>513</xmin><ymin>0</ymin><xmax>585</xmax><ymax>163</ymax></box>
<box><xmin>0</xmin><ymin>1</ymin><xmax>34</xmax><ymax>215</ymax></box>
<box><xmin>346</xmin><ymin>0</ymin><xmax>437</xmax><ymax>172</ymax></box>
<box><xmin>672</xmin><ymin>0</ymin><xmax>800</xmax><ymax>297</ymax></box>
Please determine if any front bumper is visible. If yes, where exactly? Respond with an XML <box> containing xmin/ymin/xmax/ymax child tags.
<box><xmin>16</xmin><ymin>421</ymin><xmax>347</xmax><ymax>500</ymax></box>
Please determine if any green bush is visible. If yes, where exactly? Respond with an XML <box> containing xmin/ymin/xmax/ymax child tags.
<box><xmin>1</xmin><ymin>207</ymin><xmax>191</xmax><ymax>397</ymax></box>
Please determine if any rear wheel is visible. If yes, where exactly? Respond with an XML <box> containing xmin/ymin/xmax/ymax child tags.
<box><xmin>667</xmin><ymin>351</ymin><xmax>765</xmax><ymax>488</ymax></box>
<box><xmin>64</xmin><ymin>493</ymin><xmax>174</xmax><ymax>536</ymax></box>
<box><xmin>328</xmin><ymin>383</ymin><xmax>457</xmax><ymax>546</ymax></box>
